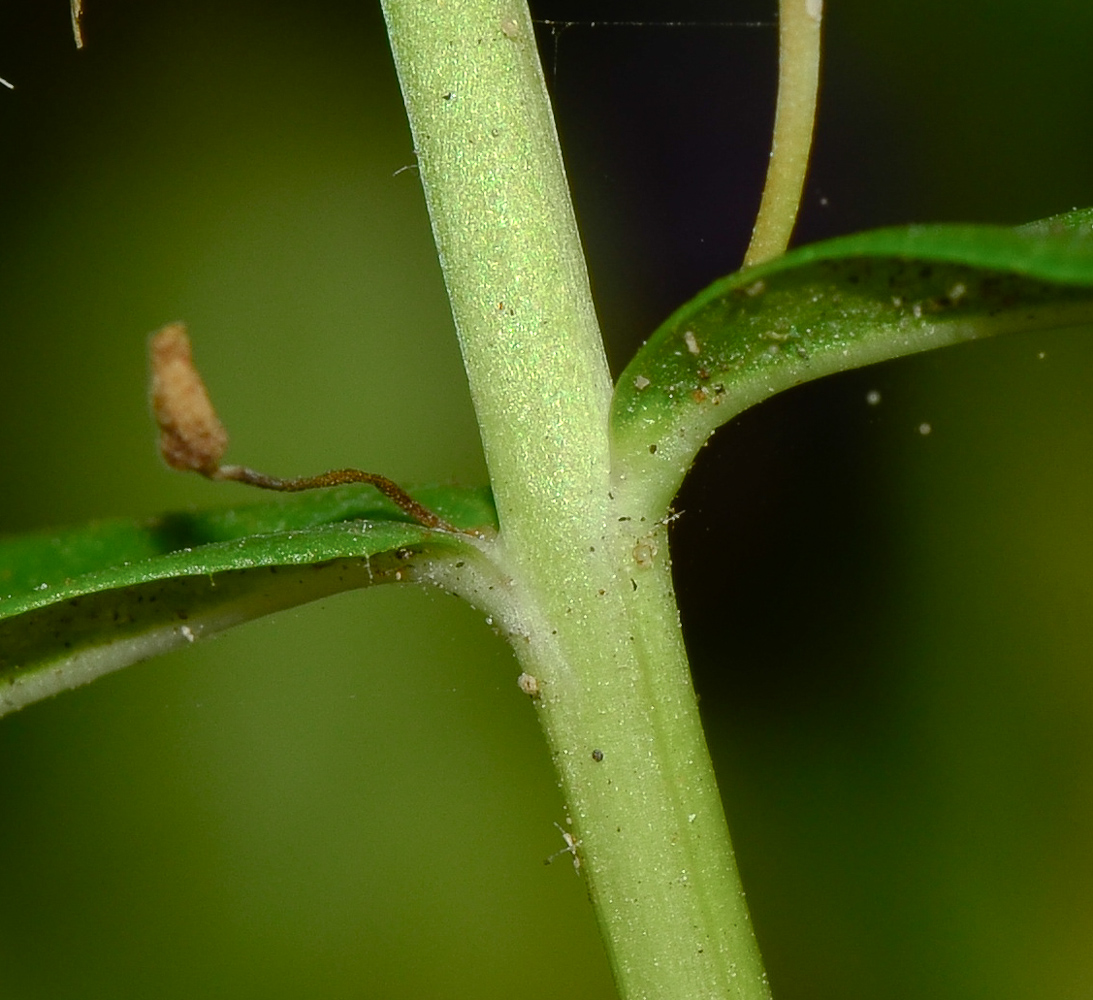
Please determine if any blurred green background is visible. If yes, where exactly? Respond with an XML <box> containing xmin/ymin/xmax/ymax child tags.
<box><xmin>1</xmin><ymin>1</ymin><xmax>1093</xmax><ymax>998</ymax></box>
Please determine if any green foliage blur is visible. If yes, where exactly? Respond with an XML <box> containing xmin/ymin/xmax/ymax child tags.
<box><xmin>1</xmin><ymin>2</ymin><xmax>1092</xmax><ymax>998</ymax></box>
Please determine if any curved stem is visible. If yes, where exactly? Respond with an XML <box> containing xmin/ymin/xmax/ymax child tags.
<box><xmin>213</xmin><ymin>465</ymin><xmax>462</xmax><ymax>534</ymax></box>
<box><xmin>744</xmin><ymin>0</ymin><xmax>823</xmax><ymax>267</ymax></box>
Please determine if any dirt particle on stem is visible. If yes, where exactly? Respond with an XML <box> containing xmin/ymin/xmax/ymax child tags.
<box><xmin>633</xmin><ymin>536</ymin><xmax>658</xmax><ymax>568</ymax></box>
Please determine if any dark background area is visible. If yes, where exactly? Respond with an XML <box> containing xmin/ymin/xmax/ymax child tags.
<box><xmin>2</xmin><ymin>2</ymin><xmax>1093</xmax><ymax>998</ymax></box>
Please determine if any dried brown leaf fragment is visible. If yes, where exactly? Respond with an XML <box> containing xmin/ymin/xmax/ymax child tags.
<box><xmin>71</xmin><ymin>0</ymin><xmax>85</xmax><ymax>48</ymax></box>
<box><xmin>149</xmin><ymin>323</ymin><xmax>229</xmax><ymax>475</ymax></box>
<box><xmin>146</xmin><ymin>322</ymin><xmax>468</xmax><ymax>534</ymax></box>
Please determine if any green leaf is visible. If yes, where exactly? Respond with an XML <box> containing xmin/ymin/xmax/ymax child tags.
<box><xmin>611</xmin><ymin>208</ymin><xmax>1093</xmax><ymax>512</ymax></box>
<box><xmin>0</xmin><ymin>484</ymin><xmax>498</xmax><ymax>717</ymax></box>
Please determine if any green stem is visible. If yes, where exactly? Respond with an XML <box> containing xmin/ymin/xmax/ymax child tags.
<box><xmin>380</xmin><ymin>0</ymin><xmax>612</xmax><ymax>605</ymax></box>
<box><xmin>744</xmin><ymin>0</ymin><xmax>823</xmax><ymax>267</ymax></box>
<box><xmin>517</xmin><ymin>522</ymin><xmax>772</xmax><ymax>1000</ymax></box>
<box><xmin>382</xmin><ymin>3</ymin><xmax>769</xmax><ymax>997</ymax></box>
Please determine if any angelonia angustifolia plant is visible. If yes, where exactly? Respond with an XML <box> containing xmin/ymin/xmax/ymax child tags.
<box><xmin>3</xmin><ymin>3</ymin><xmax>1093</xmax><ymax>999</ymax></box>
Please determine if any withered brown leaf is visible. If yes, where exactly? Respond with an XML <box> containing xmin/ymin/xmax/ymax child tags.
<box><xmin>149</xmin><ymin>323</ymin><xmax>229</xmax><ymax>475</ymax></box>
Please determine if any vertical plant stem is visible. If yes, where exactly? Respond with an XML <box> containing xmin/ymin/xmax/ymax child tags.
<box><xmin>381</xmin><ymin>3</ymin><xmax>770</xmax><ymax>998</ymax></box>
<box><xmin>744</xmin><ymin>0</ymin><xmax>823</xmax><ymax>267</ymax></box>
<box><xmin>380</xmin><ymin>0</ymin><xmax>612</xmax><ymax>604</ymax></box>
